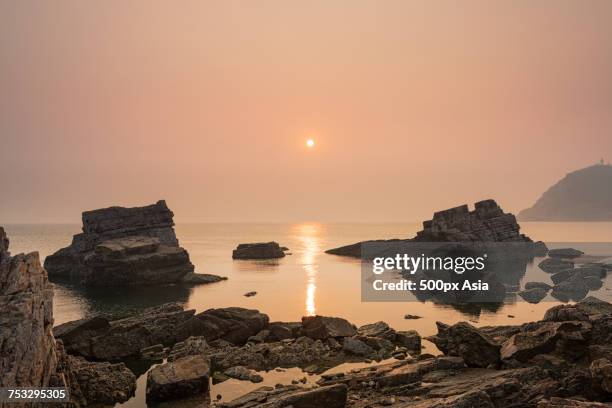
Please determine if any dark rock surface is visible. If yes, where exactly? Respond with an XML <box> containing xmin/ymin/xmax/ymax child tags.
<box><xmin>539</xmin><ymin>258</ymin><xmax>575</xmax><ymax>273</ymax></box>
<box><xmin>427</xmin><ymin>322</ymin><xmax>501</xmax><ymax>367</ymax></box>
<box><xmin>232</xmin><ymin>242</ymin><xmax>287</xmax><ymax>259</ymax></box>
<box><xmin>519</xmin><ymin>287</ymin><xmax>550</xmax><ymax>304</ymax></box>
<box><xmin>518</xmin><ymin>163</ymin><xmax>612</xmax><ymax>221</ymax></box>
<box><xmin>0</xmin><ymin>227</ymin><xmax>136</xmax><ymax>406</ymax></box>
<box><xmin>44</xmin><ymin>200</ymin><xmax>224</xmax><ymax>286</ymax></box>
<box><xmin>214</xmin><ymin>384</ymin><xmax>348</xmax><ymax>408</ymax></box>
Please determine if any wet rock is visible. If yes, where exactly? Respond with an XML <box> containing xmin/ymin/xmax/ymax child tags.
<box><xmin>552</xmin><ymin>276</ymin><xmax>590</xmax><ymax>302</ymax></box>
<box><xmin>540</xmin><ymin>258</ymin><xmax>575</xmax><ymax>273</ymax></box>
<box><xmin>302</xmin><ymin>315</ymin><xmax>357</xmax><ymax>339</ymax></box>
<box><xmin>548</xmin><ymin>248</ymin><xmax>585</xmax><ymax>259</ymax></box>
<box><xmin>244</xmin><ymin>291</ymin><xmax>257</xmax><ymax>297</ymax></box>
<box><xmin>552</xmin><ymin>267</ymin><xmax>606</xmax><ymax>285</ymax></box>
<box><xmin>427</xmin><ymin>322</ymin><xmax>500</xmax><ymax>367</ymax></box>
<box><xmin>182</xmin><ymin>272</ymin><xmax>227</xmax><ymax>284</ymax></box>
<box><xmin>232</xmin><ymin>242</ymin><xmax>286</xmax><ymax>259</ymax></box>
<box><xmin>519</xmin><ymin>287</ymin><xmax>549</xmax><ymax>304</ymax></box>
<box><xmin>146</xmin><ymin>355</ymin><xmax>210</xmax><ymax>403</ymax></box>
<box><xmin>168</xmin><ymin>336</ymin><xmax>209</xmax><ymax>361</ymax></box>
<box><xmin>224</xmin><ymin>366</ymin><xmax>263</xmax><ymax>383</ymax></box>
<box><xmin>525</xmin><ymin>282</ymin><xmax>554</xmax><ymax>291</ymax></box>
<box><xmin>404</xmin><ymin>314</ymin><xmax>423</xmax><ymax>319</ymax></box>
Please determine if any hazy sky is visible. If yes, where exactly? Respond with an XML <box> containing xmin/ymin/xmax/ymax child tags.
<box><xmin>1</xmin><ymin>1</ymin><xmax>612</xmax><ymax>223</ymax></box>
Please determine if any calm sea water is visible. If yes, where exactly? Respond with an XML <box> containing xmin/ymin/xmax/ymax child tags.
<box><xmin>3</xmin><ymin>222</ymin><xmax>612</xmax><ymax>405</ymax></box>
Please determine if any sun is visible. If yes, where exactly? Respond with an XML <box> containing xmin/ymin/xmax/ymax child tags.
<box><xmin>306</xmin><ymin>139</ymin><xmax>315</xmax><ymax>148</ymax></box>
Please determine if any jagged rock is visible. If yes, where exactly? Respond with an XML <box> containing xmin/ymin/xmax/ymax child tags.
<box><xmin>0</xmin><ymin>227</ymin><xmax>136</xmax><ymax>406</ymax></box>
<box><xmin>519</xmin><ymin>287</ymin><xmax>549</xmax><ymax>304</ymax></box>
<box><xmin>525</xmin><ymin>282</ymin><xmax>554</xmax><ymax>291</ymax></box>
<box><xmin>548</xmin><ymin>248</ymin><xmax>585</xmax><ymax>259</ymax></box>
<box><xmin>232</xmin><ymin>242</ymin><xmax>286</xmax><ymax>259</ymax></box>
<box><xmin>182</xmin><ymin>272</ymin><xmax>227</xmax><ymax>284</ymax></box>
<box><xmin>500</xmin><ymin>321</ymin><xmax>588</xmax><ymax>362</ymax></box>
<box><xmin>55</xmin><ymin>302</ymin><xmax>196</xmax><ymax>361</ymax></box>
<box><xmin>146</xmin><ymin>355</ymin><xmax>210</xmax><ymax>403</ymax></box>
<box><xmin>302</xmin><ymin>315</ymin><xmax>357</xmax><ymax>339</ymax></box>
<box><xmin>326</xmin><ymin>200</ymin><xmax>546</xmax><ymax>257</ymax></box>
<box><xmin>44</xmin><ymin>201</ymin><xmax>224</xmax><ymax>286</ymax></box>
<box><xmin>540</xmin><ymin>258</ymin><xmax>575</xmax><ymax>273</ymax></box>
<box><xmin>427</xmin><ymin>322</ymin><xmax>500</xmax><ymax>367</ymax></box>
<box><xmin>56</xmin><ymin>304</ymin><xmax>270</xmax><ymax>360</ymax></box>
<box><xmin>552</xmin><ymin>277</ymin><xmax>590</xmax><ymax>302</ymax></box>
<box><xmin>552</xmin><ymin>267</ymin><xmax>606</xmax><ymax>284</ymax></box>
<box><xmin>168</xmin><ymin>336</ymin><xmax>209</xmax><ymax>361</ymax></box>
<box><xmin>216</xmin><ymin>384</ymin><xmax>348</xmax><ymax>408</ymax></box>
<box><xmin>64</xmin><ymin>355</ymin><xmax>136</xmax><ymax>405</ymax></box>
<box><xmin>224</xmin><ymin>366</ymin><xmax>263</xmax><ymax>383</ymax></box>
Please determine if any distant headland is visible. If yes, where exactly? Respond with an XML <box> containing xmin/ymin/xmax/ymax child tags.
<box><xmin>518</xmin><ymin>161</ymin><xmax>612</xmax><ymax>221</ymax></box>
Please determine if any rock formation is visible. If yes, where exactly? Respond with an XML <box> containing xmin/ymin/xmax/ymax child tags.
<box><xmin>326</xmin><ymin>199</ymin><xmax>547</xmax><ymax>258</ymax></box>
<box><xmin>519</xmin><ymin>163</ymin><xmax>612</xmax><ymax>221</ymax></box>
<box><xmin>232</xmin><ymin>242</ymin><xmax>288</xmax><ymax>259</ymax></box>
<box><xmin>0</xmin><ymin>226</ymin><xmax>136</xmax><ymax>406</ymax></box>
<box><xmin>44</xmin><ymin>200</ymin><xmax>223</xmax><ymax>286</ymax></box>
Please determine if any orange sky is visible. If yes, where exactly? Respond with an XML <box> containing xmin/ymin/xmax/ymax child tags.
<box><xmin>1</xmin><ymin>1</ymin><xmax>612</xmax><ymax>223</ymax></box>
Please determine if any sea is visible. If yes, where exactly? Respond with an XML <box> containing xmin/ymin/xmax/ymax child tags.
<box><xmin>3</xmin><ymin>222</ymin><xmax>612</xmax><ymax>406</ymax></box>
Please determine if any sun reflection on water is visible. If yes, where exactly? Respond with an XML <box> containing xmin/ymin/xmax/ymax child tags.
<box><xmin>297</xmin><ymin>223</ymin><xmax>321</xmax><ymax>316</ymax></box>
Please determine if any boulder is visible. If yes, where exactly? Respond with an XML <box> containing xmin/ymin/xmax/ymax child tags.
<box><xmin>519</xmin><ymin>287</ymin><xmax>549</xmax><ymax>304</ymax></box>
<box><xmin>232</xmin><ymin>242</ymin><xmax>286</xmax><ymax>259</ymax></box>
<box><xmin>268</xmin><ymin>321</ymin><xmax>302</xmax><ymax>341</ymax></box>
<box><xmin>395</xmin><ymin>330</ymin><xmax>422</xmax><ymax>352</ymax></box>
<box><xmin>500</xmin><ymin>321</ymin><xmax>587</xmax><ymax>362</ymax></box>
<box><xmin>539</xmin><ymin>258</ymin><xmax>574</xmax><ymax>273</ymax></box>
<box><xmin>146</xmin><ymin>355</ymin><xmax>210</xmax><ymax>403</ymax></box>
<box><xmin>427</xmin><ymin>322</ymin><xmax>500</xmax><ymax>367</ymax></box>
<box><xmin>301</xmin><ymin>315</ymin><xmax>357</xmax><ymax>339</ymax></box>
<box><xmin>44</xmin><ymin>201</ymin><xmax>224</xmax><ymax>286</ymax></box>
<box><xmin>357</xmin><ymin>321</ymin><xmax>396</xmax><ymax>340</ymax></box>
<box><xmin>195</xmin><ymin>307</ymin><xmax>269</xmax><ymax>345</ymax></box>
<box><xmin>552</xmin><ymin>276</ymin><xmax>590</xmax><ymax>302</ymax></box>
<box><xmin>552</xmin><ymin>267</ymin><xmax>606</xmax><ymax>284</ymax></box>
<box><xmin>548</xmin><ymin>248</ymin><xmax>584</xmax><ymax>259</ymax></box>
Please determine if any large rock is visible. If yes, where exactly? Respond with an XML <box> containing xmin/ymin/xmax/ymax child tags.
<box><xmin>539</xmin><ymin>258</ymin><xmax>574</xmax><ymax>273</ymax></box>
<box><xmin>326</xmin><ymin>200</ymin><xmax>546</xmax><ymax>257</ymax></box>
<box><xmin>590</xmin><ymin>358</ymin><xmax>612</xmax><ymax>394</ymax></box>
<box><xmin>519</xmin><ymin>287</ymin><xmax>549</xmax><ymax>304</ymax></box>
<box><xmin>427</xmin><ymin>322</ymin><xmax>501</xmax><ymax>367</ymax></box>
<box><xmin>232</xmin><ymin>242</ymin><xmax>286</xmax><ymax>259</ymax></box>
<box><xmin>146</xmin><ymin>355</ymin><xmax>210</xmax><ymax>403</ymax></box>
<box><xmin>301</xmin><ymin>315</ymin><xmax>357</xmax><ymax>339</ymax></box>
<box><xmin>43</xmin><ymin>200</ymin><xmax>216</xmax><ymax>287</ymax></box>
<box><xmin>195</xmin><ymin>307</ymin><xmax>270</xmax><ymax>345</ymax></box>
<box><xmin>0</xmin><ymin>227</ymin><xmax>136</xmax><ymax>406</ymax></box>
<box><xmin>548</xmin><ymin>248</ymin><xmax>585</xmax><ymax>259</ymax></box>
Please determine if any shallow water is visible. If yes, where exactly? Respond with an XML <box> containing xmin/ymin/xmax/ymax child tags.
<box><xmin>4</xmin><ymin>222</ymin><xmax>612</xmax><ymax>405</ymax></box>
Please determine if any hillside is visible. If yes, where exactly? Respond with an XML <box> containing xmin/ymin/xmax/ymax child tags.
<box><xmin>518</xmin><ymin>163</ymin><xmax>612</xmax><ymax>221</ymax></box>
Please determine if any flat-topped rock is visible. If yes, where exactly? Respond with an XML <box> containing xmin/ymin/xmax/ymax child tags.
<box><xmin>232</xmin><ymin>242</ymin><xmax>286</xmax><ymax>259</ymax></box>
<box><xmin>44</xmin><ymin>201</ymin><xmax>224</xmax><ymax>286</ymax></box>
<box><xmin>548</xmin><ymin>248</ymin><xmax>585</xmax><ymax>259</ymax></box>
<box><xmin>146</xmin><ymin>355</ymin><xmax>210</xmax><ymax>403</ymax></box>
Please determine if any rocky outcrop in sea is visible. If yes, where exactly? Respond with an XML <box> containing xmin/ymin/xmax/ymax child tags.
<box><xmin>232</xmin><ymin>242</ymin><xmax>288</xmax><ymax>259</ymax></box>
<box><xmin>0</xmin><ymin>227</ymin><xmax>136</xmax><ymax>406</ymax></box>
<box><xmin>44</xmin><ymin>200</ymin><xmax>224</xmax><ymax>286</ymax></box>
<box><xmin>326</xmin><ymin>199</ymin><xmax>547</xmax><ymax>258</ymax></box>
